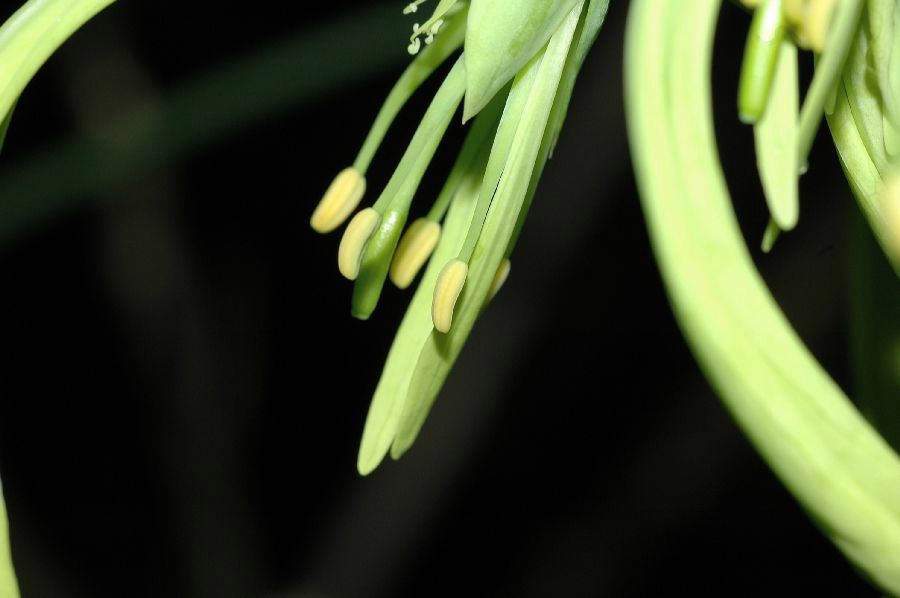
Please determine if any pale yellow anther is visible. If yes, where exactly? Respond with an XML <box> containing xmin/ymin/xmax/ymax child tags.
<box><xmin>310</xmin><ymin>167</ymin><xmax>367</xmax><ymax>233</ymax></box>
<box><xmin>799</xmin><ymin>0</ymin><xmax>837</xmax><ymax>53</ymax></box>
<box><xmin>884</xmin><ymin>173</ymin><xmax>900</xmax><ymax>260</ymax></box>
<box><xmin>389</xmin><ymin>218</ymin><xmax>442</xmax><ymax>289</ymax></box>
<box><xmin>487</xmin><ymin>259</ymin><xmax>511</xmax><ymax>302</ymax></box>
<box><xmin>740</xmin><ymin>0</ymin><xmax>761</xmax><ymax>8</ymax></box>
<box><xmin>432</xmin><ymin>259</ymin><xmax>468</xmax><ymax>333</ymax></box>
<box><xmin>782</xmin><ymin>0</ymin><xmax>836</xmax><ymax>52</ymax></box>
<box><xmin>338</xmin><ymin>208</ymin><xmax>381</xmax><ymax>280</ymax></box>
<box><xmin>783</xmin><ymin>0</ymin><xmax>804</xmax><ymax>26</ymax></box>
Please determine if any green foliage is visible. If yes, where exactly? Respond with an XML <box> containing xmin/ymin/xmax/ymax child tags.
<box><xmin>625</xmin><ymin>0</ymin><xmax>900</xmax><ymax>592</ymax></box>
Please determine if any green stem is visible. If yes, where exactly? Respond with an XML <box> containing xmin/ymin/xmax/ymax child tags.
<box><xmin>0</xmin><ymin>0</ymin><xmax>118</xmax><ymax>120</ymax></box>
<box><xmin>625</xmin><ymin>0</ymin><xmax>900</xmax><ymax>592</ymax></box>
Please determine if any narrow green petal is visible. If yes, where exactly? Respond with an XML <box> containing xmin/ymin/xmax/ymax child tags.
<box><xmin>391</xmin><ymin>3</ymin><xmax>584</xmax><ymax>459</ymax></box>
<box><xmin>456</xmin><ymin>54</ymin><xmax>542</xmax><ymax>262</ymax></box>
<box><xmin>626</xmin><ymin>0</ymin><xmax>900</xmax><ymax>593</ymax></box>
<box><xmin>0</xmin><ymin>0</ymin><xmax>116</xmax><ymax>121</ymax></box>
<box><xmin>796</xmin><ymin>0</ymin><xmax>864</xmax><ymax>170</ymax></box>
<box><xmin>356</xmin><ymin>136</ymin><xmax>492</xmax><ymax>475</ymax></box>
<box><xmin>828</xmin><ymin>80</ymin><xmax>900</xmax><ymax>275</ymax></box>
<box><xmin>509</xmin><ymin>0</ymin><xmax>611</xmax><ymax>256</ymax></box>
<box><xmin>754</xmin><ymin>40</ymin><xmax>799</xmax><ymax>231</ymax></box>
<box><xmin>463</xmin><ymin>0</ymin><xmax>580</xmax><ymax>121</ymax></box>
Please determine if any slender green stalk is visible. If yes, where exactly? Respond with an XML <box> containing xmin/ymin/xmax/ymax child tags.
<box><xmin>625</xmin><ymin>0</ymin><xmax>900</xmax><ymax>592</ymax></box>
<box><xmin>0</xmin><ymin>0</ymin><xmax>118</xmax><ymax>120</ymax></box>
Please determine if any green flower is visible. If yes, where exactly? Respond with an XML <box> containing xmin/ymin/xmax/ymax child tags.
<box><xmin>310</xmin><ymin>0</ymin><xmax>610</xmax><ymax>474</ymax></box>
<box><xmin>626</xmin><ymin>0</ymin><xmax>900</xmax><ymax>593</ymax></box>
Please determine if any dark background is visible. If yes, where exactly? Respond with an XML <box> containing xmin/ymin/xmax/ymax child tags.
<box><xmin>0</xmin><ymin>0</ymin><xmax>885</xmax><ymax>596</ymax></box>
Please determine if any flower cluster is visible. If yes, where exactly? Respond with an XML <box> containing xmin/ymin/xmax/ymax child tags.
<box><xmin>310</xmin><ymin>0</ymin><xmax>610</xmax><ymax>474</ymax></box>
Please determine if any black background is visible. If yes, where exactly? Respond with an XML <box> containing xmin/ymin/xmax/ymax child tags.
<box><xmin>0</xmin><ymin>0</ymin><xmax>884</xmax><ymax>596</ymax></box>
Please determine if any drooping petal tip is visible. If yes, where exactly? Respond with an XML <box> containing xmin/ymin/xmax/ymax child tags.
<box><xmin>338</xmin><ymin>208</ymin><xmax>381</xmax><ymax>280</ymax></box>
<box><xmin>432</xmin><ymin>259</ymin><xmax>468</xmax><ymax>333</ymax></box>
<box><xmin>310</xmin><ymin>167</ymin><xmax>367</xmax><ymax>233</ymax></box>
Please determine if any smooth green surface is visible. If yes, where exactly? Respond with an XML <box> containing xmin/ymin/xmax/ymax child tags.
<box><xmin>754</xmin><ymin>40</ymin><xmax>798</xmax><ymax>231</ymax></box>
<box><xmin>508</xmin><ymin>0</ymin><xmax>610</xmax><ymax>256</ymax></box>
<box><xmin>796</xmin><ymin>0</ymin><xmax>863</xmax><ymax>170</ymax></box>
<box><xmin>463</xmin><ymin>0</ymin><xmax>579</xmax><ymax>120</ymax></box>
<box><xmin>357</xmin><ymin>135</ymin><xmax>491</xmax><ymax>474</ymax></box>
<box><xmin>426</xmin><ymin>95</ymin><xmax>503</xmax><ymax>223</ymax></box>
<box><xmin>625</xmin><ymin>0</ymin><xmax>900</xmax><ymax>592</ymax></box>
<box><xmin>391</xmin><ymin>4</ymin><xmax>583</xmax><ymax>458</ymax></box>
<box><xmin>0</xmin><ymin>0</ymin><xmax>116</xmax><ymax>121</ymax></box>
<box><xmin>737</xmin><ymin>0</ymin><xmax>786</xmax><ymax>124</ymax></box>
<box><xmin>827</xmin><ymin>0</ymin><xmax>899</xmax><ymax>274</ymax></box>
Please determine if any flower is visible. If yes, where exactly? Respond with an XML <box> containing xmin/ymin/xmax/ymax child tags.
<box><xmin>310</xmin><ymin>0</ymin><xmax>610</xmax><ymax>474</ymax></box>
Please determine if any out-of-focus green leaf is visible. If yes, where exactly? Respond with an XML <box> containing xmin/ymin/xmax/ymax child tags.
<box><xmin>625</xmin><ymin>0</ymin><xmax>900</xmax><ymax>593</ymax></box>
<box><xmin>754</xmin><ymin>40</ymin><xmax>798</xmax><ymax>232</ymax></box>
<box><xmin>0</xmin><ymin>0</ymin><xmax>117</xmax><ymax>121</ymax></box>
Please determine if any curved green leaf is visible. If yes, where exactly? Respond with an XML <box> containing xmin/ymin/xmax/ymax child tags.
<box><xmin>0</xmin><ymin>0</ymin><xmax>117</xmax><ymax>120</ymax></box>
<box><xmin>625</xmin><ymin>0</ymin><xmax>900</xmax><ymax>592</ymax></box>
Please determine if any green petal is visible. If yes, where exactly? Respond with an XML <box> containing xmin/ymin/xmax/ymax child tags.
<box><xmin>463</xmin><ymin>0</ymin><xmax>580</xmax><ymax>121</ymax></box>
<box><xmin>0</xmin><ymin>0</ymin><xmax>116</xmax><ymax>121</ymax></box>
<box><xmin>356</xmin><ymin>129</ymin><xmax>493</xmax><ymax>475</ymax></box>
<box><xmin>391</xmin><ymin>3</ymin><xmax>584</xmax><ymax>459</ymax></box>
<box><xmin>796</xmin><ymin>0</ymin><xmax>864</xmax><ymax>170</ymax></box>
<box><xmin>827</xmin><ymin>4</ymin><xmax>900</xmax><ymax>275</ymax></box>
<box><xmin>754</xmin><ymin>40</ymin><xmax>799</xmax><ymax>231</ymax></box>
<box><xmin>626</xmin><ymin>0</ymin><xmax>900</xmax><ymax>592</ymax></box>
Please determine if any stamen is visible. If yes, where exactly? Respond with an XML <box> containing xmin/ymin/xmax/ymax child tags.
<box><xmin>390</xmin><ymin>219</ymin><xmax>442</xmax><ymax>289</ymax></box>
<box><xmin>338</xmin><ymin>208</ymin><xmax>381</xmax><ymax>280</ymax></box>
<box><xmin>310</xmin><ymin>167</ymin><xmax>366</xmax><ymax>233</ymax></box>
<box><xmin>799</xmin><ymin>0</ymin><xmax>837</xmax><ymax>53</ymax></box>
<box><xmin>385</xmin><ymin>100</ymin><xmax>502</xmax><ymax>292</ymax></box>
<box><xmin>487</xmin><ymin>259</ymin><xmax>511</xmax><ymax>302</ymax></box>
<box><xmin>350</xmin><ymin>59</ymin><xmax>467</xmax><ymax>319</ymax></box>
<box><xmin>354</xmin><ymin>6</ymin><xmax>466</xmax><ymax>174</ymax></box>
<box><xmin>403</xmin><ymin>1</ymin><xmax>427</xmax><ymax>15</ymax></box>
<box><xmin>432</xmin><ymin>259</ymin><xmax>468</xmax><ymax>333</ymax></box>
<box><xmin>407</xmin><ymin>0</ymin><xmax>460</xmax><ymax>55</ymax></box>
